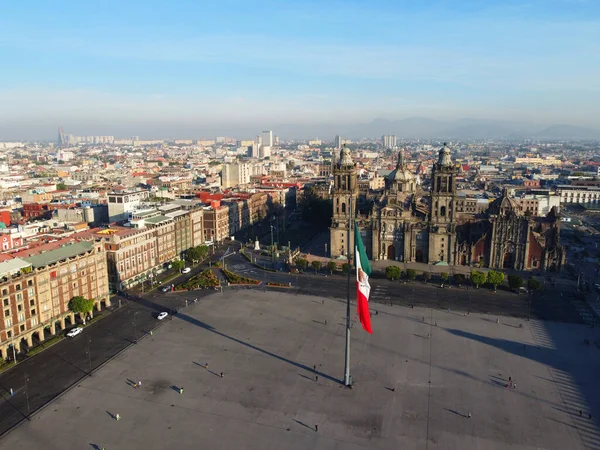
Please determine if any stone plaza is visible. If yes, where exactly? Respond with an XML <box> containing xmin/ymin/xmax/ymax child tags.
<box><xmin>3</xmin><ymin>289</ymin><xmax>599</xmax><ymax>450</ymax></box>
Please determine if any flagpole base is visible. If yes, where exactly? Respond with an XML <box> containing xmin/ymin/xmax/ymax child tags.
<box><xmin>344</xmin><ymin>375</ymin><xmax>353</xmax><ymax>387</ymax></box>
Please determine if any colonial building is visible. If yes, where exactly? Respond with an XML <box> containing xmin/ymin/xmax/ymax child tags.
<box><xmin>330</xmin><ymin>144</ymin><xmax>565</xmax><ymax>271</ymax></box>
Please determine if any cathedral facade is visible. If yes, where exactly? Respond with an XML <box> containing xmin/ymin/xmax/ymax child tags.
<box><xmin>330</xmin><ymin>144</ymin><xmax>565</xmax><ymax>272</ymax></box>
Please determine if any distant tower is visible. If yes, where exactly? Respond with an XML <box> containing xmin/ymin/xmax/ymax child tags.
<box><xmin>329</xmin><ymin>145</ymin><xmax>358</xmax><ymax>258</ymax></box>
<box><xmin>428</xmin><ymin>143</ymin><xmax>458</xmax><ymax>263</ymax></box>
<box><xmin>58</xmin><ymin>127</ymin><xmax>66</xmax><ymax>146</ymax></box>
<box><xmin>335</xmin><ymin>135</ymin><xmax>342</xmax><ymax>150</ymax></box>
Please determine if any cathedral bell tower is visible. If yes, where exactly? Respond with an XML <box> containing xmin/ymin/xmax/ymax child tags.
<box><xmin>428</xmin><ymin>143</ymin><xmax>457</xmax><ymax>263</ymax></box>
<box><xmin>330</xmin><ymin>145</ymin><xmax>358</xmax><ymax>258</ymax></box>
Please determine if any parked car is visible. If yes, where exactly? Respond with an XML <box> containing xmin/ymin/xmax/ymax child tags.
<box><xmin>182</xmin><ymin>267</ymin><xmax>191</xmax><ymax>274</ymax></box>
<box><xmin>157</xmin><ymin>312</ymin><xmax>169</xmax><ymax>320</ymax></box>
<box><xmin>161</xmin><ymin>286</ymin><xmax>171</xmax><ymax>292</ymax></box>
<box><xmin>66</xmin><ymin>327</ymin><xmax>83</xmax><ymax>338</ymax></box>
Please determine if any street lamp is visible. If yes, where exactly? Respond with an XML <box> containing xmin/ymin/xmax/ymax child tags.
<box><xmin>86</xmin><ymin>337</ymin><xmax>92</xmax><ymax>376</ymax></box>
<box><xmin>270</xmin><ymin>224</ymin><xmax>274</xmax><ymax>263</ymax></box>
<box><xmin>24</xmin><ymin>374</ymin><xmax>30</xmax><ymax>418</ymax></box>
<box><xmin>132</xmin><ymin>311</ymin><xmax>138</xmax><ymax>344</ymax></box>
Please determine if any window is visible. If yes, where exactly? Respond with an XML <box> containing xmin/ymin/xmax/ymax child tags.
<box><xmin>5</xmin><ymin>309</ymin><xmax>9</xmax><ymax>317</ymax></box>
<box><xmin>16</xmin><ymin>293</ymin><xmax>22</xmax><ymax>301</ymax></box>
<box><xmin>20</xmin><ymin>324</ymin><xmax>25</xmax><ymax>332</ymax></box>
<box><xmin>28</xmin><ymin>280</ymin><xmax>33</xmax><ymax>287</ymax></box>
<box><xmin>31</xmin><ymin>318</ymin><xmax>37</xmax><ymax>326</ymax></box>
<box><xmin>30</xmin><ymin>299</ymin><xmax>35</xmax><ymax>306</ymax></box>
<box><xmin>28</xmin><ymin>288</ymin><xmax>34</xmax><ymax>296</ymax></box>
<box><xmin>1</xmin><ymin>289</ymin><xmax>7</xmax><ymax>295</ymax></box>
<box><xmin>18</xmin><ymin>314</ymin><xmax>24</xmax><ymax>322</ymax></box>
<box><xmin>15</xmin><ymin>284</ymin><xmax>21</xmax><ymax>291</ymax></box>
<box><xmin>7</xmin><ymin>330</ymin><xmax>11</xmax><ymax>338</ymax></box>
<box><xmin>3</xmin><ymin>299</ymin><xmax>8</xmax><ymax>306</ymax></box>
<box><xmin>5</xmin><ymin>318</ymin><xmax>11</xmax><ymax>327</ymax></box>
<box><xmin>17</xmin><ymin>305</ymin><xmax>22</xmax><ymax>312</ymax></box>
<box><xmin>31</xmin><ymin>309</ymin><xmax>36</xmax><ymax>316</ymax></box>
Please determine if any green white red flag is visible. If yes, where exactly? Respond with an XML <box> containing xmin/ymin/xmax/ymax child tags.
<box><xmin>354</xmin><ymin>221</ymin><xmax>372</xmax><ymax>334</ymax></box>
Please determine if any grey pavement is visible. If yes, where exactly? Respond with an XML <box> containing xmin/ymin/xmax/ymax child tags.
<box><xmin>3</xmin><ymin>290</ymin><xmax>599</xmax><ymax>450</ymax></box>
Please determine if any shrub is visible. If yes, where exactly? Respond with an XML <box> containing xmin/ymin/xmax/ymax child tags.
<box><xmin>508</xmin><ymin>275</ymin><xmax>523</xmax><ymax>291</ymax></box>
<box><xmin>385</xmin><ymin>265</ymin><xmax>401</xmax><ymax>281</ymax></box>
<box><xmin>470</xmin><ymin>271</ymin><xmax>486</xmax><ymax>288</ymax></box>
<box><xmin>294</xmin><ymin>257</ymin><xmax>308</xmax><ymax>271</ymax></box>
<box><xmin>326</xmin><ymin>261</ymin><xmax>337</xmax><ymax>274</ymax></box>
<box><xmin>487</xmin><ymin>270</ymin><xmax>505</xmax><ymax>290</ymax></box>
<box><xmin>453</xmin><ymin>273</ymin><xmax>466</xmax><ymax>285</ymax></box>
<box><xmin>440</xmin><ymin>272</ymin><xmax>449</xmax><ymax>282</ymax></box>
<box><xmin>221</xmin><ymin>268</ymin><xmax>260</xmax><ymax>285</ymax></box>
<box><xmin>341</xmin><ymin>263</ymin><xmax>350</xmax><ymax>275</ymax></box>
<box><xmin>422</xmin><ymin>272</ymin><xmax>431</xmax><ymax>282</ymax></box>
<box><xmin>527</xmin><ymin>277</ymin><xmax>541</xmax><ymax>291</ymax></box>
<box><xmin>311</xmin><ymin>260</ymin><xmax>322</xmax><ymax>273</ymax></box>
<box><xmin>406</xmin><ymin>269</ymin><xmax>416</xmax><ymax>280</ymax></box>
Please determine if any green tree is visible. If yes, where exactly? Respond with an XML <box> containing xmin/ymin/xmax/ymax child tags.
<box><xmin>470</xmin><ymin>271</ymin><xmax>486</xmax><ymax>288</ymax></box>
<box><xmin>440</xmin><ymin>272</ymin><xmax>449</xmax><ymax>283</ymax></box>
<box><xmin>68</xmin><ymin>296</ymin><xmax>95</xmax><ymax>321</ymax></box>
<box><xmin>172</xmin><ymin>260</ymin><xmax>185</xmax><ymax>271</ymax></box>
<box><xmin>341</xmin><ymin>263</ymin><xmax>350</xmax><ymax>275</ymax></box>
<box><xmin>326</xmin><ymin>261</ymin><xmax>337</xmax><ymax>274</ymax></box>
<box><xmin>56</xmin><ymin>182</ymin><xmax>67</xmax><ymax>190</ymax></box>
<box><xmin>487</xmin><ymin>270</ymin><xmax>505</xmax><ymax>290</ymax></box>
<box><xmin>406</xmin><ymin>269</ymin><xmax>416</xmax><ymax>281</ymax></box>
<box><xmin>197</xmin><ymin>245</ymin><xmax>209</xmax><ymax>261</ymax></box>
<box><xmin>385</xmin><ymin>265</ymin><xmax>401</xmax><ymax>281</ymax></box>
<box><xmin>311</xmin><ymin>260</ymin><xmax>322</xmax><ymax>273</ymax></box>
<box><xmin>508</xmin><ymin>275</ymin><xmax>524</xmax><ymax>291</ymax></box>
<box><xmin>422</xmin><ymin>271</ymin><xmax>431</xmax><ymax>283</ymax></box>
<box><xmin>294</xmin><ymin>257</ymin><xmax>308</xmax><ymax>271</ymax></box>
<box><xmin>527</xmin><ymin>277</ymin><xmax>541</xmax><ymax>291</ymax></box>
<box><xmin>186</xmin><ymin>247</ymin><xmax>202</xmax><ymax>263</ymax></box>
<box><xmin>453</xmin><ymin>273</ymin><xmax>466</xmax><ymax>285</ymax></box>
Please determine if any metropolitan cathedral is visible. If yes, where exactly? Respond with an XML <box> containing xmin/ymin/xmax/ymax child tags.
<box><xmin>329</xmin><ymin>144</ymin><xmax>564</xmax><ymax>271</ymax></box>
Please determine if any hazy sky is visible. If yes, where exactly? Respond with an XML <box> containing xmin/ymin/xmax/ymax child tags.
<box><xmin>1</xmin><ymin>0</ymin><xmax>599</xmax><ymax>139</ymax></box>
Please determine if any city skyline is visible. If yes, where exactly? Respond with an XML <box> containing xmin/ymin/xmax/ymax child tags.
<box><xmin>1</xmin><ymin>0</ymin><xmax>600</xmax><ymax>139</ymax></box>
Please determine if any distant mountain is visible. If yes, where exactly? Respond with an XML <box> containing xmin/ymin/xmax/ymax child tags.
<box><xmin>274</xmin><ymin>118</ymin><xmax>600</xmax><ymax>141</ymax></box>
<box><xmin>533</xmin><ymin>124</ymin><xmax>600</xmax><ymax>140</ymax></box>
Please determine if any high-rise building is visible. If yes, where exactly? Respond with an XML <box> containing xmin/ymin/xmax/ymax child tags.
<box><xmin>260</xmin><ymin>145</ymin><xmax>271</xmax><ymax>159</ymax></box>
<box><xmin>221</xmin><ymin>162</ymin><xmax>251</xmax><ymax>188</ymax></box>
<box><xmin>334</xmin><ymin>135</ymin><xmax>342</xmax><ymax>149</ymax></box>
<box><xmin>382</xmin><ymin>135</ymin><xmax>397</xmax><ymax>149</ymax></box>
<box><xmin>262</xmin><ymin>130</ymin><xmax>273</xmax><ymax>148</ymax></box>
<box><xmin>57</xmin><ymin>127</ymin><xmax>66</xmax><ymax>146</ymax></box>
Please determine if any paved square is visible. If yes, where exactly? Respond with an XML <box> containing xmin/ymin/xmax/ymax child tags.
<box><xmin>3</xmin><ymin>290</ymin><xmax>600</xmax><ymax>450</ymax></box>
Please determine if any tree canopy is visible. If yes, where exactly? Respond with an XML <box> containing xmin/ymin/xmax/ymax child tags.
<box><xmin>326</xmin><ymin>261</ymin><xmax>337</xmax><ymax>274</ymax></box>
<box><xmin>487</xmin><ymin>270</ymin><xmax>505</xmax><ymax>289</ymax></box>
<box><xmin>471</xmin><ymin>271</ymin><xmax>486</xmax><ymax>288</ymax></box>
<box><xmin>527</xmin><ymin>277</ymin><xmax>542</xmax><ymax>291</ymax></box>
<box><xmin>508</xmin><ymin>275</ymin><xmax>523</xmax><ymax>290</ymax></box>
<box><xmin>294</xmin><ymin>257</ymin><xmax>308</xmax><ymax>271</ymax></box>
<box><xmin>68</xmin><ymin>296</ymin><xmax>95</xmax><ymax>319</ymax></box>
<box><xmin>311</xmin><ymin>260</ymin><xmax>322</xmax><ymax>273</ymax></box>
<box><xmin>385</xmin><ymin>265</ymin><xmax>401</xmax><ymax>281</ymax></box>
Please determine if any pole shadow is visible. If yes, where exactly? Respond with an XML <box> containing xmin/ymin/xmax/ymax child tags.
<box><xmin>444</xmin><ymin>408</ymin><xmax>469</xmax><ymax>418</ymax></box>
<box><xmin>293</xmin><ymin>419</ymin><xmax>313</xmax><ymax>430</ymax></box>
<box><xmin>105</xmin><ymin>411</ymin><xmax>115</xmax><ymax>420</ymax></box>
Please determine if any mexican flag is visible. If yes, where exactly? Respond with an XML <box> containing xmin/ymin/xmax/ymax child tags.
<box><xmin>354</xmin><ymin>221</ymin><xmax>372</xmax><ymax>334</ymax></box>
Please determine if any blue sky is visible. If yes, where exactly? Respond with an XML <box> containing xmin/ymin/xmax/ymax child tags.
<box><xmin>1</xmin><ymin>0</ymin><xmax>599</xmax><ymax>139</ymax></box>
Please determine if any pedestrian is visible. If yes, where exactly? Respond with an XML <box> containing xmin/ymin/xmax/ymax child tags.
<box><xmin>138</xmin><ymin>380</ymin><xmax>142</xmax><ymax>388</ymax></box>
<box><xmin>589</xmin><ymin>413</ymin><xmax>592</xmax><ymax>420</ymax></box>
<box><xmin>315</xmin><ymin>424</ymin><xmax>318</xmax><ymax>432</ymax></box>
<box><xmin>315</xmin><ymin>375</ymin><xmax>319</xmax><ymax>382</ymax></box>
<box><xmin>220</xmin><ymin>372</ymin><xmax>223</xmax><ymax>378</ymax></box>
<box><xmin>496</xmin><ymin>318</ymin><xmax>500</xmax><ymax>324</ymax></box>
<box><xmin>580</xmin><ymin>410</ymin><xmax>583</xmax><ymax>416</ymax></box>
<box><xmin>392</xmin><ymin>388</ymin><xmax>396</xmax><ymax>392</ymax></box>
<box><xmin>9</xmin><ymin>388</ymin><xmax>13</xmax><ymax>396</ymax></box>
<box><xmin>116</xmin><ymin>413</ymin><xmax>121</xmax><ymax>421</ymax></box>
<box><xmin>205</xmin><ymin>363</ymin><xmax>209</xmax><ymax>369</ymax></box>
<box><xmin>434</xmin><ymin>321</ymin><xmax>437</xmax><ymax>326</ymax></box>
<box><xmin>422</xmin><ymin>316</ymin><xmax>425</xmax><ymax>322</ymax></box>
<box><xmin>322</xmin><ymin>299</ymin><xmax>324</xmax><ymax>305</ymax></box>
<box><xmin>468</xmin><ymin>411</ymin><xmax>472</xmax><ymax>418</ymax></box>
<box><xmin>427</xmin><ymin>333</ymin><xmax>431</xmax><ymax>339</ymax></box>
<box><xmin>375</xmin><ymin>310</ymin><xmax>378</xmax><ymax>315</ymax></box>
<box><xmin>180</xmin><ymin>387</ymin><xmax>184</xmax><ymax>395</ymax></box>
<box><xmin>325</xmin><ymin>320</ymin><xmax>328</xmax><ymax>325</ymax></box>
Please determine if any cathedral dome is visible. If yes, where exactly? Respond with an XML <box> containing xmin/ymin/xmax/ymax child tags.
<box><xmin>387</xmin><ymin>149</ymin><xmax>415</xmax><ymax>183</ymax></box>
<box><xmin>337</xmin><ymin>145</ymin><xmax>354</xmax><ymax>167</ymax></box>
<box><xmin>438</xmin><ymin>143</ymin><xmax>453</xmax><ymax>167</ymax></box>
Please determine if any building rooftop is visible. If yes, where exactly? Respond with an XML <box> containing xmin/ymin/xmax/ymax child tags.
<box><xmin>23</xmin><ymin>241</ymin><xmax>94</xmax><ymax>268</ymax></box>
<box><xmin>145</xmin><ymin>215</ymin><xmax>172</xmax><ymax>225</ymax></box>
<box><xmin>0</xmin><ymin>258</ymin><xmax>32</xmax><ymax>279</ymax></box>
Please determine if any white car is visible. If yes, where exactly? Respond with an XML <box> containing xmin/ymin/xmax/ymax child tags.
<box><xmin>66</xmin><ymin>327</ymin><xmax>83</xmax><ymax>338</ymax></box>
<box><xmin>157</xmin><ymin>312</ymin><xmax>169</xmax><ymax>320</ymax></box>
<box><xmin>182</xmin><ymin>267</ymin><xmax>191</xmax><ymax>274</ymax></box>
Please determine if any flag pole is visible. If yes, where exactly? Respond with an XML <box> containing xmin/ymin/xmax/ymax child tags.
<box><xmin>344</xmin><ymin>195</ymin><xmax>352</xmax><ymax>387</ymax></box>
